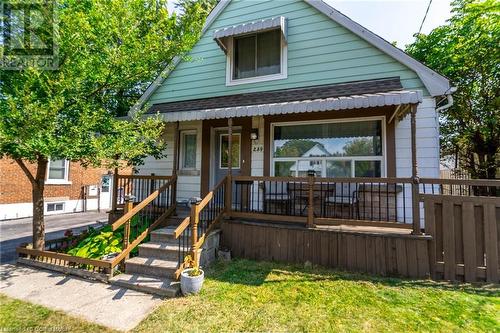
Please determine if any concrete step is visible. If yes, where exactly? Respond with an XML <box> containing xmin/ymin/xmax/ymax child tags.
<box><xmin>138</xmin><ymin>242</ymin><xmax>179</xmax><ymax>261</ymax></box>
<box><xmin>110</xmin><ymin>273</ymin><xmax>180</xmax><ymax>297</ymax></box>
<box><xmin>125</xmin><ymin>256</ymin><xmax>178</xmax><ymax>278</ymax></box>
<box><xmin>150</xmin><ymin>226</ymin><xmax>190</xmax><ymax>242</ymax></box>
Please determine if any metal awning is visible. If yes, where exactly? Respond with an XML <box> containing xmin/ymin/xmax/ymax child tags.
<box><xmin>213</xmin><ymin>16</ymin><xmax>287</xmax><ymax>53</ymax></box>
<box><xmin>154</xmin><ymin>90</ymin><xmax>422</xmax><ymax>122</ymax></box>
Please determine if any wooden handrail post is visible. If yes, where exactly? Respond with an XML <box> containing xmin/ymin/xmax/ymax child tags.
<box><xmin>112</xmin><ymin>167</ymin><xmax>118</xmax><ymax>211</ymax></box>
<box><xmin>307</xmin><ymin>175</ymin><xmax>315</xmax><ymax>228</ymax></box>
<box><xmin>225</xmin><ymin>174</ymin><xmax>232</xmax><ymax>216</ymax></box>
<box><xmin>122</xmin><ymin>196</ymin><xmax>134</xmax><ymax>267</ymax></box>
<box><xmin>150</xmin><ymin>173</ymin><xmax>156</xmax><ymax>194</ymax></box>
<box><xmin>410</xmin><ymin>104</ymin><xmax>422</xmax><ymax>235</ymax></box>
<box><xmin>190</xmin><ymin>200</ymin><xmax>200</xmax><ymax>267</ymax></box>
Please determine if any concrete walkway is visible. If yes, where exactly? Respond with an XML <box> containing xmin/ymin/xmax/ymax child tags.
<box><xmin>0</xmin><ymin>263</ymin><xmax>164</xmax><ymax>331</ymax></box>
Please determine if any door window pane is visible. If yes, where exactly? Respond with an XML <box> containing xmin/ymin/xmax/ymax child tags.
<box><xmin>48</xmin><ymin>159</ymin><xmax>67</xmax><ymax>180</ymax></box>
<box><xmin>326</xmin><ymin>161</ymin><xmax>351</xmax><ymax>177</ymax></box>
<box><xmin>182</xmin><ymin>133</ymin><xmax>197</xmax><ymax>169</ymax></box>
<box><xmin>220</xmin><ymin>134</ymin><xmax>240</xmax><ymax>169</ymax></box>
<box><xmin>355</xmin><ymin>161</ymin><xmax>381</xmax><ymax>177</ymax></box>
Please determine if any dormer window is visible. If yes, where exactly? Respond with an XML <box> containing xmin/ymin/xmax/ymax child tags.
<box><xmin>233</xmin><ymin>29</ymin><xmax>281</xmax><ymax>80</ymax></box>
<box><xmin>214</xmin><ymin>17</ymin><xmax>288</xmax><ymax>86</ymax></box>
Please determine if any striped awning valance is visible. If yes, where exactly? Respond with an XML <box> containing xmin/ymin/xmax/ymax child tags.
<box><xmin>153</xmin><ymin>90</ymin><xmax>422</xmax><ymax>122</ymax></box>
<box><xmin>213</xmin><ymin>16</ymin><xmax>287</xmax><ymax>52</ymax></box>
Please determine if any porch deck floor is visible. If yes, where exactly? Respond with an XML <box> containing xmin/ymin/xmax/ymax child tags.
<box><xmin>225</xmin><ymin>218</ymin><xmax>428</xmax><ymax>238</ymax></box>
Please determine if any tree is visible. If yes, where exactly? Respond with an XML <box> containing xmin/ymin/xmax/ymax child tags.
<box><xmin>406</xmin><ymin>0</ymin><xmax>499</xmax><ymax>179</ymax></box>
<box><xmin>0</xmin><ymin>0</ymin><xmax>212</xmax><ymax>250</ymax></box>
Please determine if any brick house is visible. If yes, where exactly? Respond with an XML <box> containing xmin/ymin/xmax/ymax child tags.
<box><xmin>0</xmin><ymin>158</ymin><xmax>115</xmax><ymax>220</ymax></box>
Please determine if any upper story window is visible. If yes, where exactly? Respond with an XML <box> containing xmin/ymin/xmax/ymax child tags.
<box><xmin>214</xmin><ymin>17</ymin><xmax>288</xmax><ymax>86</ymax></box>
<box><xmin>233</xmin><ymin>29</ymin><xmax>282</xmax><ymax>80</ymax></box>
<box><xmin>46</xmin><ymin>159</ymin><xmax>70</xmax><ymax>184</ymax></box>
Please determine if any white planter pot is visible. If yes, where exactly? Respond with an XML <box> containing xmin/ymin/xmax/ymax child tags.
<box><xmin>180</xmin><ymin>268</ymin><xmax>204</xmax><ymax>295</ymax></box>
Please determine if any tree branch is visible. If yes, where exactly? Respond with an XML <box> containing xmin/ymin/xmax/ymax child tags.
<box><xmin>15</xmin><ymin>159</ymin><xmax>36</xmax><ymax>185</ymax></box>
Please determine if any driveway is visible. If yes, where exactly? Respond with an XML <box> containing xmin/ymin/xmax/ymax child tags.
<box><xmin>0</xmin><ymin>211</ymin><xmax>108</xmax><ymax>264</ymax></box>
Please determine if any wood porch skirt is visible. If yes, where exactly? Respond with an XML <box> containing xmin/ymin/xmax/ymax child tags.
<box><xmin>221</xmin><ymin>220</ymin><xmax>432</xmax><ymax>279</ymax></box>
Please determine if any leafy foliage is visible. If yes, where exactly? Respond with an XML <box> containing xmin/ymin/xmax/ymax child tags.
<box><xmin>406</xmin><ymin>0</ymin><xmax>500</xmax><ymax>178</ymax></box>
<box><xmin>67</xmin><ymin>216</ymin><xmax>151</xmax><ymax>259</ymax></box>
<box><xmin>0</xmin><ymin>0</ymin><xmax>216</xmax><ymax>249</ymax></box>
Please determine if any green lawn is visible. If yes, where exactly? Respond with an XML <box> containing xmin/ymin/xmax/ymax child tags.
<box><xmin>2</xmin><ymin>260</ymin><xmax>499</xmax><ymax>332</ymax></box>
<box><xmin>0</xmin><ymin>294</ymin><xmax>114</xmax><ymax>333</ymax></box>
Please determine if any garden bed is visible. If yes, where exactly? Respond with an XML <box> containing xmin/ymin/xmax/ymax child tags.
<box><xmin>17</xmin><ymin>216</ymin><xmax>154</xmax><ymax>281</ymax></box>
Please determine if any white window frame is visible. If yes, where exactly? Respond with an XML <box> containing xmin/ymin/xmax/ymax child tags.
<box><xmin>179</xmin><ymin>130</ymin><xmax>198</xmax><ymax>170</ymax></box>
<box><xmin>46</xmin><ymin>159</ymin><xmax>71</xmax><ymax>185</ymax></box>
<box><xmin>270</xmin><ymin>117</ymin><xmax>387</xmax><ymax>178</ymax></box>
<box><xmin>219</xmin><ymin>133</ymin><xmax>241</xmax><ymax>170</ymax></box>
<box><xmin>46</xmin><ymin>202</ymin><xmax>65</xmax><ymax>214</ymax></box>
<box><xmin>225</xmin><ymin>29</ymin><xmax>288</xmax><ymax>86</ymax></box>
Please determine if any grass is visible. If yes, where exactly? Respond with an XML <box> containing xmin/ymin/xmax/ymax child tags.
<box><xmin>1</xmin><ymin>260</ymin><xmax>499</xmax><ymax>332</ymax></box>
<box><xmin>0</xmin><ymin>294</ymin><xmax>115</xmax><ymax>333</ymax></box>
<box><xmin>136</xmin><ymin>260</ymin><xmax>500</xmax><ymax>333</ymax></box>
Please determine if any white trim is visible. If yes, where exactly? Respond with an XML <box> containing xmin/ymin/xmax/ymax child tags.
<box><xmin>270</xmin><ymin>116</ymin><xmax>387</xmax><ymax>177</ymax></box>
<box><xmin>179</xmin><ymin>130</ymin><xmax>198</xmax><ymax>170</ymax></box>
<box><xmin>46</xmin><ymin>159</ymin><xmax>70</xmax><ymax>184</ymax></box>
<box><xmin>219</xmin><ymin>133</ymin><xmax>241</xmax><ymax>169</ymax></box>
<box><xmin>304</xmin><ymin>0</ymin><xmax>451</xmax><ymax>96</ymax></box>
<box><xmin>225</xmin><ymin>30</ymin><xmax>288</xmax><ymax>86</ymax></box>
<box><xmin>130</xmin><ymin>0</ymin><xmax>452</xmax><ymax>115</ymax></box>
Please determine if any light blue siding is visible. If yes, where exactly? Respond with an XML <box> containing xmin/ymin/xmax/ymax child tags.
<box><xmin>150</xmin><ymin>0</ymin><xmax>427</xmax><ymax>104</ymax></box>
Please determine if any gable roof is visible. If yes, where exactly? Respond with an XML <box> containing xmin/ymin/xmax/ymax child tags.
<box><xmin>131</xmin><ymin>0</ymin><xmax>451</xmax><ymax>115</ymax></box>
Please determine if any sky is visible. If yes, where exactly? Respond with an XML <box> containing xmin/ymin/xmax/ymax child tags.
<box><xmin>169</xmin><ymin>0</ymin><xmax>453</xmax><ymax>48</ymax></box>
<box><xmin>326</xmin><ymin>0</ymin><xmax>453</xmax><ymax>47</ymax></box>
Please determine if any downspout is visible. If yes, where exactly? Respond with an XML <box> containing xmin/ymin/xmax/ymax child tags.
<box><xmin>436</xmin><ymin>87</ymin><xmax>457</xmax><ymax>113</ymax></box>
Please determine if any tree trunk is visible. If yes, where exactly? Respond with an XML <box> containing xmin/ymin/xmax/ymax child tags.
<box><xmin>31</xmin><ymin>158</ymin><xmax>48</xmax><ymax>250</ymax></box>
<box><xmin>15</xmin><ymin>157</ymin><xmax>48</xmax><ymax>250</ymax></box>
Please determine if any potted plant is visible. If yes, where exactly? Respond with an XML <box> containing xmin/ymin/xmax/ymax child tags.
<box><xmin>180</xmin><ymin>255</ymin><xmax>204</xmax><ymax>295</ymax></box>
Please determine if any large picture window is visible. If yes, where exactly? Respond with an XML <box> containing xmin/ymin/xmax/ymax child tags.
<box><xmin>231</xmin><ymin>29</ymin><xmax>284</xmax><ymax>82</ymax></box>
<box><xmin>272</xmin><ymin>119</ymin><xmax>384</xmax><ymax>178</ymax></box>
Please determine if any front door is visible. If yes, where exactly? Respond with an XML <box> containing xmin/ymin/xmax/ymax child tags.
<box><xmin>213</xmin><ymin>129</ymin><xmax>242</xmax><ymax>186</ymax></box>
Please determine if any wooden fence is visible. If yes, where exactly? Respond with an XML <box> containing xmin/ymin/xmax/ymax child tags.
<box><xmin>424</xmin><ymin>194</ymin><xmax>500</xmax><ymax>283</ymax></box>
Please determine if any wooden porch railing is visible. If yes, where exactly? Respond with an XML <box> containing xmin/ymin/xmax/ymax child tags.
<box><xmin>109</xmin><ymin>175</ymin><xmax>177</xmax><ymax>270</ymax></box>
<box><xmin>228</xmin><ymin>176</ymin><xmax>417</xmax><ymax>230</ymax></box>
<box><xmin>173</xmin><ymin>176</ymin><xmax>227</xmax><ymax>277</ymax></box>
<box><xmin>226</xmin><ymin>176</ymin><xmax>500</xmax><ymax>232</ymax></box>
<box><xmin>112</xmin><ymin>173</ymin><xmax>176</xmax><ymax>211</ymax></box>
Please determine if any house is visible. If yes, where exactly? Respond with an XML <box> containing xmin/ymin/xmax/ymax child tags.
<box><xmin>131</xmin><ymin>0</ymin><xmax>452</xmax><ymax>207</ymax></box>
<box><xmin>0</xmin><ymin>158</ymin><xmax>114</xmax><ymax>220</ymax></box>
<box><xmin>16</xmin><ymin>0</ymin><xmax>500</xmax><ymax>293</ymax></box>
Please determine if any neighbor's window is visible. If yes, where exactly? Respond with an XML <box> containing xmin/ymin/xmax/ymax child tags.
<box><xmin>47</xmin><ymin>202</ymin><xmax>64</xmax><ymax>212</ymax></box>
<box><xmin>47</xmin><ymin>159</ymin><xmax>69</xmax><ymax>180</ymax></box>
<box><xmin>272</xmin><ymin>119</ymin><xmax>384</xmax><ymax>177</ymax></box>
<box><xmin>233</xmin><ymin>29</ymin><xmax>282</xmax><ymax>80</ymax></box>
<box><xmin>181</xmin><ymin>131</ymin><xmax>197</xmax><ymax>169</ymax></box>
